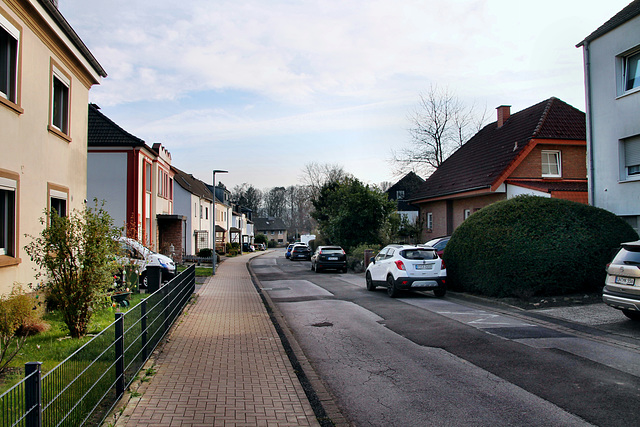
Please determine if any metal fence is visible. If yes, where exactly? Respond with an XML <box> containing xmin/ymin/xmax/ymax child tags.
<box><xmin>0</xmin><ymin>265</ymin><xmax>195</xmax><ymax>427</ymax></box>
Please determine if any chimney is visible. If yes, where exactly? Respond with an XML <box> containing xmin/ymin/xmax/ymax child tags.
<box><xmin>496</xmin><ymin>105</ymin><xmax>511</xmax><ymax>128</ymax></box>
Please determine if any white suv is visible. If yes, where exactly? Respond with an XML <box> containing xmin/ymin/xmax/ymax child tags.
<box><xmin>365</xmin><ymin>244</ymin><xmax>446</xmax><ymax>297</ymax></box>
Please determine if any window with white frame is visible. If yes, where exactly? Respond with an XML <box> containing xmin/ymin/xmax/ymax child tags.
<box><xmin>541</xmin><ymin>150</ymin><xmax>561</xmax><ymax>177</ymax></box>
<box><xmin>0</xmin><ymin>14</ymin><xmax>19</xmax><ymax>104</ymax></box>
<box><xmin>396</xmin><ymin>190</ymin><xmax>405</xmax><ymax>200</ymax></box>
<box><xmin>51</xmin><ymin>66</ymin><xmax>70</xmax><ymax>134</ymax></box>
<box><xmin>426</xmin><ymin>212</ymin><xmax>433</xmax><ymax>230</ymax></box>
<box><xmin>623</xmin><ymin>136</ymin><xmax>640</xmax><ymax>178</ymax></box>
<box><xmin>464</xmin><ymin>209</ymin><xmax>471</xmax><ymax>220</ymax></box>
<box><xmin>624</xmin><ymin>50</ymin><xmax>640</xmax><ymax>93</ymax></box>
<box><xmin>0</xmin><ymin>176</ymin><xmax>17</xmax><ymax>257</ymax></box>
<box><xmin>49</xmin><ymin>188</ymin><xmax>67</xmax><ymax>217</ymax></box>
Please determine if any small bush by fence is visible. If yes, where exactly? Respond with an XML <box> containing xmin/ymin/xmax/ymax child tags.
<box><xmin>0</xmin><ymin>265</ymin><xmax>196</xmax><ymax>427</ymax></box>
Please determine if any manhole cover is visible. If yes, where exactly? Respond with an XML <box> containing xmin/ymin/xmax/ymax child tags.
<box><xmin>312</xmin><ymin>322</ymin><xmax>333</xmax><ymax>327</ymax></box>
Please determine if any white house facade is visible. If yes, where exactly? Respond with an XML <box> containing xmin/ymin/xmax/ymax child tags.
<box><xmin>578</xmin><ymin>1</ymin><xmax>640</xmax><ymax>233</ymax></box>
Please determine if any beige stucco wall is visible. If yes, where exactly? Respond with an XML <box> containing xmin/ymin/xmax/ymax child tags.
<box><xmin>0</xmin><ymin>1</ymin><xmax>101</xmax><ymax>294</ymax></box>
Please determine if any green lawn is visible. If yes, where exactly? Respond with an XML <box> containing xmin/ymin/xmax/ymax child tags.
<box><xmin>177</xmin><ymin>265</ymin><xmax>212</xmax><ymax>276</ymax></box>
<box><xmin>0</xmin><ymin>293</ymin><xmax>146</xmax><ymax>394</ymax></box>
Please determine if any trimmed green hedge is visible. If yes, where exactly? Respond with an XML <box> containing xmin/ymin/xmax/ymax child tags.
<box><xmin>443</xmin><ymin>196</ymin><xmax>638</xmax><ymax>298</ymax></box>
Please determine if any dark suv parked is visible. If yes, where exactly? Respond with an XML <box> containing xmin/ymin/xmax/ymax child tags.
<box><xmin>290</xmin><ymin>244</ymin><xmax>311</xmax><ymax>261</ymax></box>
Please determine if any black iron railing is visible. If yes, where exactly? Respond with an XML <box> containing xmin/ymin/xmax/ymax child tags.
<box><xmin>0</xmin><ymin>265</ymin><xmax>195</xmax><ymax>427</ymax></box>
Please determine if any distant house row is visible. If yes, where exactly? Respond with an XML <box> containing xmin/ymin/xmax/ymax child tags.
<box><xmin>88</xmin><ymin>103</ymin><xmax>255</xmax><ymax>262</ymax></box>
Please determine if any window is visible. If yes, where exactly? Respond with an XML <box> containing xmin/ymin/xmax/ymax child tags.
<box><xmin>396</xmin><ymin>190</ymin><xmax>405</xmax><ymax>200</ymax></box>
<box><xmin>200</xmin><ymin>205</ymin><xmax>203</xmax><ymax>219</ymax></box>
<box><xmin>0</xmin><ymin>14</ymin><xmax>19</xmax><ymax>104</ymax></box>
<box><xmin>0</xmin><ymin>176</ymin><xmax>17</xmax><ymax>257</ymax></box>
<box><xmin>624</xmin><ymin>50</ymin><xmax>640</xmax><ymax>92</ymax></box>
<box><xmin>205</xmin><ymin>207</ymin><xmax>208</xmax><ymax>220</ymax></box>
<box><xmin>541</xmin><ymin>150</ymin><xmax>561</xmax><ymax>177</ymax></box>
<box><xmin>50</xmin><ymin>66</ymin><xmax>70</xmax><ymax>134</ymax></box>
<box><xmin>464</xmin><ymin>209</ymin><xmax>471</xmax><ymax>220</ymax></box>
<box><xmin>623</xmin><ymin>136</ymin><xmax>640</xmax><ymax>179</ymax></box>
<box><xmin>49</xmin><ymin>187</ymin><xmax>68</xmax><ymax>217</ymax></box>
<box><xmin>426</xmin><ymin>212</ymin><xmax>433</xmax><ymax>230</ymax></box>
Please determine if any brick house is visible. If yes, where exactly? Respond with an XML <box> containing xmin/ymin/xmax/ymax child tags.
<box><xmin>253</xmin><ymin>217</ymin><xmax>288</xmax><ymax>244</ymax></box>
<box><xmin>410</xmin><ymin>97</ymin><xmax>588</xmax><ymax>240</ymax></box>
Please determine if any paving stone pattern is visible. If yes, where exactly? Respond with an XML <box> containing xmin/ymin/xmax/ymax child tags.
<box><xmin>123</xmin><ymin>254</ymin><xmax>319</xmax><ymax>426</ymax></box>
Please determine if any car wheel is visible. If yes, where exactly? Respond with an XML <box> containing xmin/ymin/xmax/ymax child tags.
<box><xmin>366</xmin><ymin>272</ymin><xmax>376</xmax><ymax>291</ymax></box>
<box><xmin>433</xmin><ymin>288</ymin><xmax>446</xmax><ymax>297</ymax></box>
<box><xmin>622</xmin><ymin>309</ymin><xmax>640</xmax><ymax>321</ymax></box>
<box><xmin>139</xmin><ymin>272</ymin><xmax>148</xmax><ymax>289</ymax></box>
<box><xmin>387</xmin><ymin>275</ymin><xmax>399</xmax><ymax>298</ymax></box>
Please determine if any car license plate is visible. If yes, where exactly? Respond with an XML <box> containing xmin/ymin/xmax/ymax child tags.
<box><xmin>415</xmin><ymin>264</ymin><xmax>433</xmax><ymax>270</ymax></box>
<box><xmin>615</xmin><ymin>276</ymin><xmax>635</xmax><ymax>286</ymax></box>
<box><xmin>328</xmin><ymin>257</ymin><xmax>338</xmax><ymax>261</ymax></box>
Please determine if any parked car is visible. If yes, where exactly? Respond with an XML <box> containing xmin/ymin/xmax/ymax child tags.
<box><xmin>285</xmin><ymin>244</ymin><xmax>295</xmax><ymax>258</ymax></box>
<box><xmin>311</xmin><ymin>246</ymin><xmax>347</xmax><ymax>273</ymax></box>
<box><xmin>423</xmin><ymin>236</ymin><xmax>450</xmax><ymax>257</ymax></box>
<box><xmin>290</xmin><ymin>244</ymin><xmax>311</xmax><ymax>261</ymax></box>
<box><xmin>117</xmin><ymin>237</ymin><xmax>176</xmax><ymax>288</ymax></box>
<box><xmin>603</xmin><ymin>240</ymin><xmax>640</xmax><ymax>320</ymax></box>
<box><xmin>365</xmin><ymin>244</ymin><xmax>446</xmax><ymax>298</ymax></box>
<box><xmin>242</xmin><ymin>243</ymin><xmax>255</xmax><ymax>252</ymax></box>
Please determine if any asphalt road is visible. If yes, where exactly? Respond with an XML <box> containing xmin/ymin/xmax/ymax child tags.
<box><xmin>251</xmin><ymin>249</ymin><xmax>640</xmax><ymax>427</ymax></box>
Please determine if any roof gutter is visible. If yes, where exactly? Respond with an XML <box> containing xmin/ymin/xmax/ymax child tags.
<box><xmin>408</xmin><ymin>185</ymin><xmax>492</xmax><ymax>204</ymax></box>
<box><xmin>582</xmin><ymin>41</ymin><xmax>596</xmax><ymax>206</ymax></box>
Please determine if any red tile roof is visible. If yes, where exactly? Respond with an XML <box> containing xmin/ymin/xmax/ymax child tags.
<box><xmin>410</xmin><ymin>97</ymin><xmax>586</xmax><ymax>202</ymax></box>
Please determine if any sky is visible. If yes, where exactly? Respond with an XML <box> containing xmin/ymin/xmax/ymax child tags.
<box><xmin>59</xmin><ymin>0</ymin><xmax>632</xmax><ymax>191</ymax></box>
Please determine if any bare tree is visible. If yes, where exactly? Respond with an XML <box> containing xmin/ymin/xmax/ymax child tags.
<box><xmin>392</xmin><ymin>85</ymin><xmax>488</xmax><ymax>177</ymax></box>
<box><xmin>263</xmin><ymin>187</ymin><xmax>287</xmax><ymax>218</ymax></box>
<box><xmin>300</xmin><ymin>162</ymin><xmax>351</xmax><ymax>199</ymax></box>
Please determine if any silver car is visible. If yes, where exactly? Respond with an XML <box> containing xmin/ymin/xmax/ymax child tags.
<box><xmin>603</xmin><ymin>240</ymin><xmax>640</xmax><ymax>320</ymax></box>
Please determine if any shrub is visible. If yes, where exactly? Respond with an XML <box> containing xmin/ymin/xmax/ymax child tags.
<box><xmin>444</xmin><ymin>196</ymin><xmax>639</xmax><ymax>298</ymax></box>
<box><xmin>254</xmin><ymin>234</ymin><xmax>268</xmax><ymax>245</ymax></box>
<box><xmin>267</xmin><ymin>240</ymin><xmax>277</xmax><ymax>248</ymax></box>
<box><xmin>198</xmin><ymin>248</ymin><xmax>213</xmax><ymax>258</ymax></box>
<box><xmin>24</xmin><ymin>202</ymin><xmax>121</xmax><ymax>338</ymax></box>
<box><xmin>0</xmin><ymin>285</ymin><xmax>45</xmax><ymax>374</ymax></box>
<box><xmin>347</xmin><ymin>243</ymin><xmax>381</xmax><ymax>273</ymax></box>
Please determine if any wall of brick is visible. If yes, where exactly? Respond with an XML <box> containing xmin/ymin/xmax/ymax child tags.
<box><xmin>511</xmin><ymin>145</ymin><xmax>587</xmax><ymax>179</ymax></box>
<box><xmin>158</xmin><ymin>218</ymin><xmax>184</xmax><ymax>263</ymax></box>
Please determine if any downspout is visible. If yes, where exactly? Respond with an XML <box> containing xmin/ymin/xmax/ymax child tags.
<box><xmin>583</xmin><ymin>41</ymin><xmax>596</xmax><ymax>206</ymax></box>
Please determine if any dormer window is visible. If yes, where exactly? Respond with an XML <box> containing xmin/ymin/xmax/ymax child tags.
<box><xmin>396</xmin><ymin>190</ymin><xmax>405</xmax><ymax>200</ymax></box>
<box><xmin>541</xmin><ymin>150</ymin><xmax>561</xmax><ymax>178</ymax></box>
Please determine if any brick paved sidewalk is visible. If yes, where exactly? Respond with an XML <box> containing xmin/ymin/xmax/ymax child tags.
<box><xmin>118</xmin><ymin>253</ymin><xmax>319</xmax><ymax>426</ymax></box>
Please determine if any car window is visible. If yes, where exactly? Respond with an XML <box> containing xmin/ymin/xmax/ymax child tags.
<box><xmin>375</xmin><ymin>248</ymin><xmax>388</xmax><ymax>261</ymax></box>
<box><xmin>433</xmin><ymin>240</ymin><xmax>448</xmax><ymax>251</ymax></box>
<box><xmin>386</xmin><ymin>248</ymin><xmax>395</xmax><ymax>259</ymax></box>
<box><xmin>321</xmin><ymin>248</ymin><xmax>343</xmax><ymax>254</ymax></box>
<box><xmin>613</xmin><ymin>246</ymin><xmax>640</xmax><ymax>265</ymax></box>
<box><xmin>401</xmin><ymin>249</ymin><xmax>438</xmax><ymax>260</ymax></box>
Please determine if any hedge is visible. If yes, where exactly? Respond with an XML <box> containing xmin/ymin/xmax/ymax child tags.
<box><xmin>443</xmin><ymin>196</ymin><xmax>639</xmax><ymax>298</ymax></box>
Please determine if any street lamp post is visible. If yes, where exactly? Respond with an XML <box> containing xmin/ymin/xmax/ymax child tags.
<box><xmin>212</xmin><ymin>169</ymin><xmax>228</xmax><ymax>275</ymax></box>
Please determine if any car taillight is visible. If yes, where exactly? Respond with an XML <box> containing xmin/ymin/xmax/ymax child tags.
<box><xmin>395</xmin><ymin>260</ymin><xmax>405</xmax><ymax>270</ymax></box>
<box><xmin>441</xmin><ymin>259</ymin><xmax>446</xmax><ymax>270</ymax></box>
